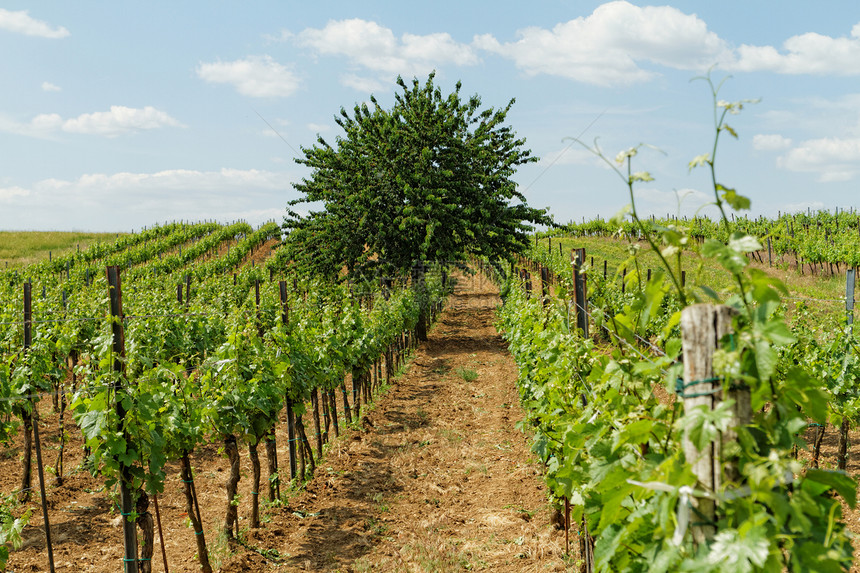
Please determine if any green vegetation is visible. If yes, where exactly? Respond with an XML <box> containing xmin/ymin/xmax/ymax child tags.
<box><xmin>281</xmin><ymin>72</ymin><xmax>551</xmax><ymax>281</ymax></box>
<box><xmin>0</xmin><ymin>230</ymin><xmax>124</xmax><ymax>268</ymax></box>
<box><xmin>499</xmin><ymin>74</ymin><xmax>856</xmax><ymax>571</ymax></box>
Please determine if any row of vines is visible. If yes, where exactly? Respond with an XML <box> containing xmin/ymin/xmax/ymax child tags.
<box><xmin>0</xmin><ymin>220</ymin><xmax>448</xmax><ymax>571</ymax></box>
<box><xmin>496</xmin><ymin>76</ymin><xmax>859</xmax><ymax>571</ymax></box>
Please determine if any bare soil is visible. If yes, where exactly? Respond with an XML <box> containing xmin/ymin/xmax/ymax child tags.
<box><xmin>6</xmin><ymin>271</ymin><xmax>571</xmax><ymax>572</ymax></box>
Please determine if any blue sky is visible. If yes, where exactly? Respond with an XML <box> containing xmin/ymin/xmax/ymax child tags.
<box><xmin>2</xmin><ymin>1</ymin><xmax>860</xmax><ymax>231</ymax></box>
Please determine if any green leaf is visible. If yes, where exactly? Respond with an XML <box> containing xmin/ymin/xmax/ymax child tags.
<box><xmin>718</xmin><ymin>186</ymin><xmax>751</xmax><ymax>211</ymax></box>
<box><xmin>706</xmin><ymin>527</ymin><xmax>769</xmax><ymax>573</ymax></box>
<box><xmin>804</xmin><ymin>469</ymin><xmax>857</xmax><ymax>509</ymax></box>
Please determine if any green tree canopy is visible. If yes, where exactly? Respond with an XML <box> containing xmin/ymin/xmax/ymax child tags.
<box><xmin>282</xmin><ymin>73</ymin><xmax>551</xmax><ymax>280</ymax></box>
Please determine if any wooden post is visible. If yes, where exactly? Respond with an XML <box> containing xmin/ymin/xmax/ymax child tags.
<box><xmin>279</xmin><ymin>281</ymin><xmax>298</xmax><ymax>482</ymax></box>
<box><xmin>571</xmin><ymin>248</ymin><xmax>588</xmax><ymax>337</ymax></box>
<box><xmin>24</xmin><ymin>283</ymin><xmax>56</xmax><ymax>573</ymax></box>
<box><xmin>680</xmin><ymin>304</ymin><xmax>747</xmax><ymax>544</ymax></box>
<box><xmin>540</xmin><ymin>266</ymin><xmax>550</xmax><ymax>308</ymax></box>
<box><xmin>767</xmin><ymin>237</ymin><xmax>772</xmax><ymax>267</ymax></box>
<box><xmin>839</xmin><ymin>269</ymin><xmax>856</xmax><ymax>471</ymax></box>
<box><xmin>106</xmin><ymin>266</ymin><xmax>139</xmax><ymax>573</ymax></box>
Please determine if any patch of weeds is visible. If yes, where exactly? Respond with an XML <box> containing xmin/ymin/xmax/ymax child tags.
<box><xmin>368</xmin><ymin>492</ymin><xmax>390</xmax><ymax>513</ymax></box>
<box><xmin>439</xmin><ymin>428</ymin><xmax>463</xmax><ymax>443</ymax></box>
<box><xmin>365</xmin><ymin>516</ymin><xmax>388</xmax><ymax>536</ymax></box>
<box><xmin>456</xmin><ymin>367</ymin><xmax>478</xmax><ymax>382</ymax></box>
<box><xmin>433</xmin><ymin>361</ymin><xmax>452</xmax><ymax>376</ymax></box>
<box><xmin>503</xmin><ymin>504</ymin><xmax>539</xmax><ymax>521</ymax></box>
<box><xmin>401</xmin><ymin>529</ymin><xmax>473</xmax><ymax>572</ymax></box>
<box><xmin>209</xmin><ymin>530</ymin><xmax>235</xmax><ymax>571</ymax></box>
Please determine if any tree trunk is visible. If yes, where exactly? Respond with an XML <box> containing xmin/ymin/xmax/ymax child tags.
<box><xmin>136</xmin><ymin>491</ymin><xmax>155</xmax><ymax>573</ymax></box>
<box><xmin>223</xmin><ymin>434</ymin><xmax>240</xmax><ymax>539</ymax></box>
<box><xmin>180</xmin><ymin>452</ymin><xmax>212</xmax><ymax>573</ymax></box>
<box><xmin>249</xmin><ymin>441</ymin><xmax>261</xmax><ymax>528</ymax></box>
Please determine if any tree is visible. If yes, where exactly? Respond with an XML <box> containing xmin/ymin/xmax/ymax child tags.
<box><xmin>282</xmin><ymin>73</ymin><xmax>551</xmax><ymax>281</ymax></box>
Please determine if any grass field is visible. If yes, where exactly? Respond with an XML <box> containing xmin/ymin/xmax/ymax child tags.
<box><xmin>0</xmin><ymin>231</ymin><xmax>125</xmax><ymax>269</ymax></box>
<box><xmin>543</xmin><ymin>235</ymin><xmax>850</xmax><ymax>327</ymax></box>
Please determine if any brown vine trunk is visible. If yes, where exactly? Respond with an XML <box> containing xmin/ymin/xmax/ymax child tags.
<box><xmin>341</xmin><ymin>382</ymin><xmax>353</xmax><ymax>425</ymax></box>
<box><xmin>328</xmin><ymin>390</ymin><xmax>340</xmax><ymax>438</ymax></box>
<box><xmin>223</xmin><ymin>434</ymin><xmax>240</xmax><ymax>539</ymax></box>
<box><xmin>297</xmin><ymin>425</ymin><xmax>306</xmax><ymax>481</ymax></box>
<box><xmin>180</xmin><ymin>452</ymin><xmax>211</xmax><ymax>573</ymax></box>
<box><xmin>296</xmin><ymin>416</ymin><xmax>315</xmax><ymax>475</ymax></box>
<box><xmin>265</xmin><ymin>428</ymin><xmax>279</xmax><ymax>503</ymax></box>
<box><xmin>249</xmin><ymin>441</ymin><xmax>261</xmax><ymax>528</ymax></box>
<box><xmin>311</xmin><ymin>388</ymin><xmax>323</xmax><ymax>459</ymax></box>
<box><xmin>352</xmin><ymin>368</ymin><xmax>362</xmax><ymax>418</ymax></box>
<box><xmin>812</xmin><ymin>424</ymin><xmax>826</xmax><ymax>469</ymax></box>
<box><xmin>136</xmin><ymin>491</ymin><xmax>155</xmax><ymax>573</ymax></box>
<box><xmin>321</xmin><ymin>390</ymin><xmax>330</xmax><ymax>444</ymax></box>
<box><xmin>838</xmin><ymin>419</ymin><xmax>850</xmax><ymax>471</ymax></box>
<box><xmin>386</xmin><ymin>347</ymin><xmax>393</xmax><ymax>384</ymax></box>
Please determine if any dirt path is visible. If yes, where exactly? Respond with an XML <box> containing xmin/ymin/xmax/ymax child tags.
<box><xmin>221</xmin><ymin>272</ymin><xmax>567</xmax><ymax>572</ymax></box>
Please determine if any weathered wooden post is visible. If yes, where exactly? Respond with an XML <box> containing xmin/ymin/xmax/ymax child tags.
<box><xmin>680</xmin><ymin>304</ymin><xmax>748</xmax><ymax>544</ymax></box>
<box><xmin>540</xmin><ymin>266</ymin><xmax>550</xmax><ymax>308</ymax></box>
<box><xmin>279</xmin><ymin>281</ymin><xmax>298</xmax><ymax>482</ymax></box>
<box><xmin>571</xmin><ymin>248</ymin><xmax>588</xmax><ymax>337</ymax></box>
<box><xmin>24</xmin><ymin>283</ymin><xmax>56</xmax><ymax>573</ymax></box>
<box><xmin>107</xmin><ymin>266</ymin><xmax>139</xmax><ymax>573</ymax></box>
<box><xmin>838</xmin><ymin>269</ymin><xmax>856</xmax><ymax>470</ymax></box>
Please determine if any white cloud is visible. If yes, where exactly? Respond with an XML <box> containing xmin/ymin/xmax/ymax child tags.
<box><xmin>197</xmin><ymin>55</ymin><xmax>300</xmax><ymax>98</ymax></box>
<box><xmin>0</xmin><ymin>168</ymin><xmax>292</xmax><ymax>230</ymax></box>
<box><xmin>0</xmin><ymin>106</ymin><xmax>181</xmax><ymax>138</ymax></box>
<box><xmin>41</xmin><ymin>81</ymin><xmax>61</xmax><ymax>92</ymax></box>
<box><xmin>0</xmin><ymin>9</ymin><xmax>69</xmax><ymax>39</ymax></box>
<box><xmin>1</xmin><ymin>106</ymin><xmax>182</xmax><ymax>138</ymax></box>
<box><xmin>306</xmin><ymin>122</ymin><xmax>331</xmax><ymax>133</ymax></box>
<box><xmin>474</xmin><ymin>1</ymin><xmax>730</xmax><ymax>86</ymax></box>
<box><xmin>781</xmin><ymin>200</ymin><xmax>826</xmax><ymax>214</ymax></box>
<box><xmin>777</xmin><ymin>137</ymin><xmax>860</xmax><ymax>182</ymax></box>
<box><xmin>296</xmin><ymin>19</ymin><xmax>479</xmax><ymax>86</ymax></box>
<box><xmin>37</xmin><ymin>168</ymin><xmax>287</xmax><ymax>194</ymax></box>
<box><xmin>733</xmin><ymin>23</ymin><xmax>860</xmax><ymax>75</ymax></box>
<box><xmin>0</xmin><ymin>186</ymin><xmax>30</xmax><ymax>202</ymax></box>
<box><xmin>341</xmin><ymin>73</ymin><xmax>385</xmax><ymax>94</ymax></box>
<box><xmin>752</xmin><ymin>134</ymin><xmax>793</xmax><ymax>151</ymax></box>
<box><xmin>633</xmin><ymin>187</ymin><xmax>717</xmax><ymax>218</ymax></box>
<box><xmin>62</xmin><ymin>106</ymin><xmax>183</xmax><ymax>137</ymax></box>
